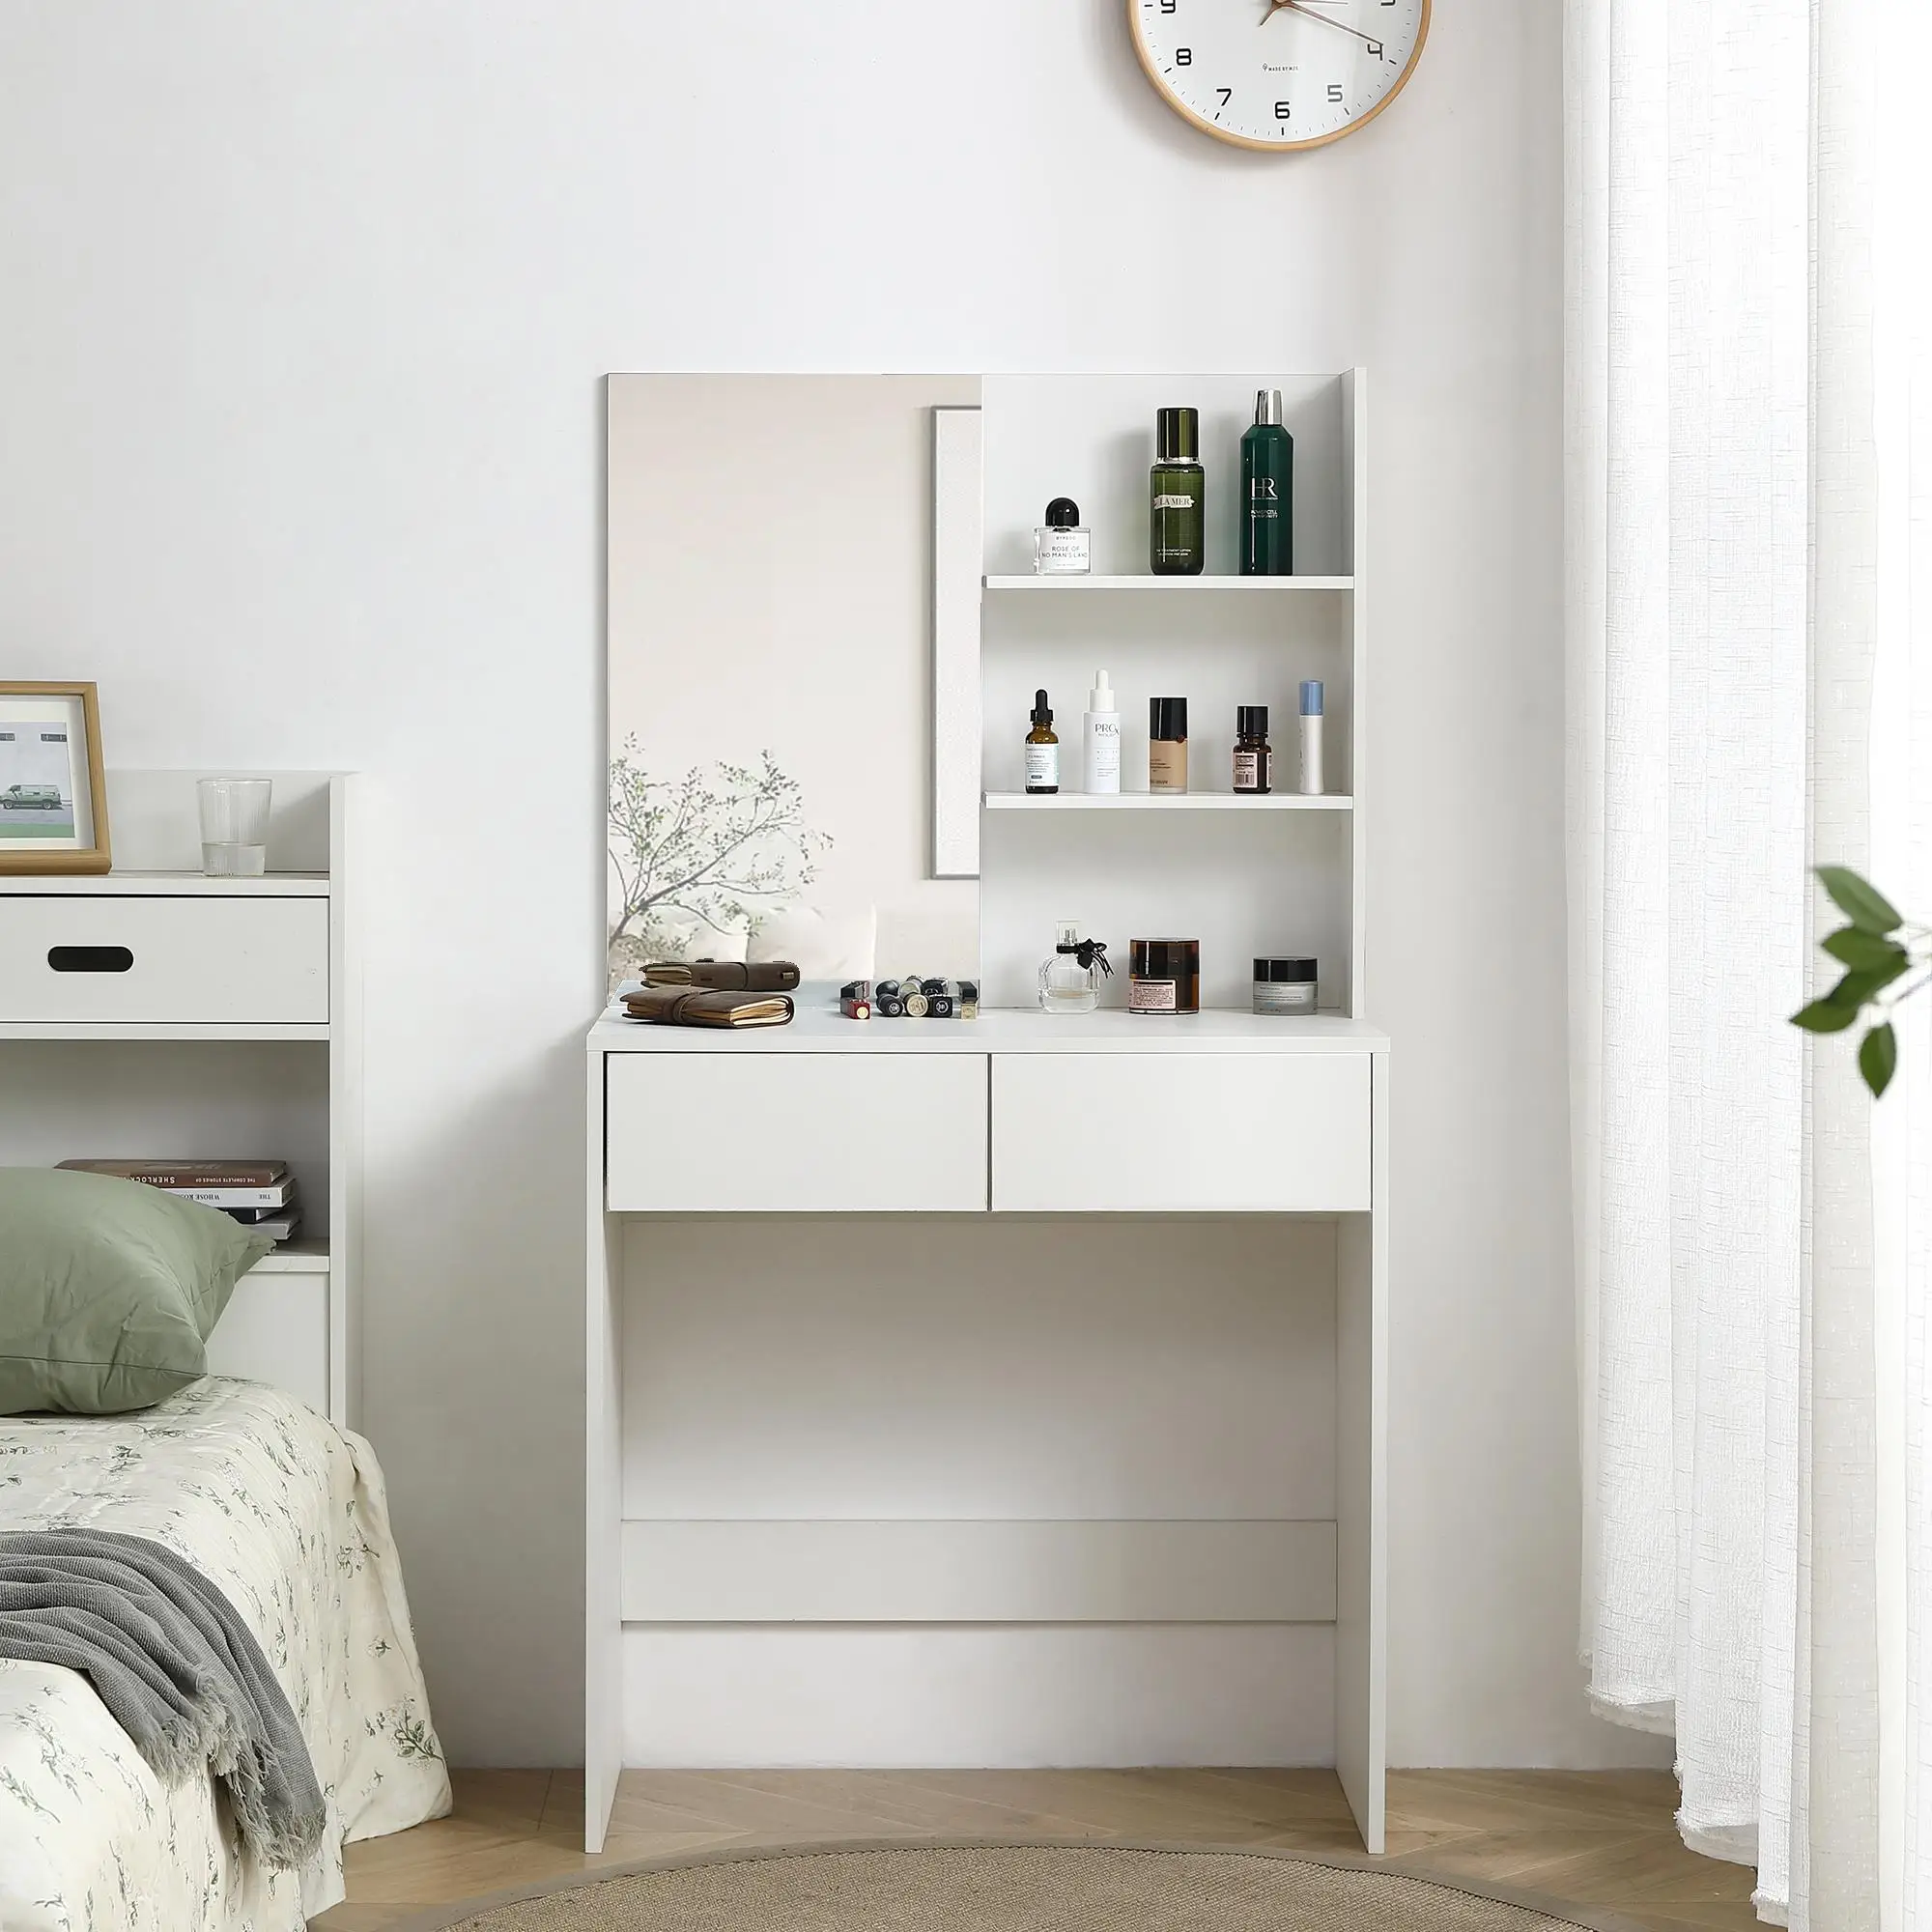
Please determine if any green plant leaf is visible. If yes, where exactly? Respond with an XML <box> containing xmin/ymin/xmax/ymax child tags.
<box><xmin>1793</xmin><ymin>999</ymin><xmax>1861</xmax><ymax>1033</ymax></box>
<box><xmin>1860</xmin><ymin>1022</ymin><xmax>1898</xmax><ymax>1096</ymax></box>
<box><xmin>1818</xmin><ymin>866</ymin><xmax>1904</xmax><ymax>934</ymax></box>
<box><xmin>1822</xmin><ymin>927</ymin><xmax>1909</xmax><ymax>972</ymax></box>
<box><xmin>1831</xmin><ymin>956</ymin><xmax>1912</xmax><ymax>1007</ymax></box>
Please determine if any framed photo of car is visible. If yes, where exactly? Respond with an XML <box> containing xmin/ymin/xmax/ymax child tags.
<box><xmin>0</xmin><ymin>682</ymin><xmax>111</xmax><ymax>874</ymax></box>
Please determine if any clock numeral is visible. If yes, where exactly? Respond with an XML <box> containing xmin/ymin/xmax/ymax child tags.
<box><xmin>1327</xmin><ymin>82</ymin><xmax>1344</xmax><ymax>102</ymax></box>
<box><xmin>1368</xmin><ymin>39</ymin><xmax>1385</xmax><ymax>57</ymax></box>
<box><xmin>1216</xmin><ymin>86</ymin><xmax>1232</xmax><ymax>107</ymax></box>
<box><xmin>1159</xmin><ymin>0</ymin><xmax>1176</xmax><ymax>11</ymax></box>
<box><xmin>1175</xmin><ymin>45</ymin><xmax>1192</xmax><ymax>64</ymax></box>
<box><xmin>1274</xmin><ymin>99</ymin><xmax>1292</xmax><ymax>120</ymax></box>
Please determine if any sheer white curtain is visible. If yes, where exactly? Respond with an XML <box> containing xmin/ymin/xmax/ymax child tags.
<box><xmin>1565</xmin><ymin>0</ymin><xmax>1932</xmax><ymax>1925</ymax></box>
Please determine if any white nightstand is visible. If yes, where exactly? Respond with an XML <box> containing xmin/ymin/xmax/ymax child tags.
<box><xmin>0</xmin><ymin>769</ymin><xmax>361</xmax><ymax>1424</ymax></box>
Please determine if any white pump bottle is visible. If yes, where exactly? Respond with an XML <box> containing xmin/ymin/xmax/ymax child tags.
<box><xmin>1082</xmin><ymin>670</ymin><xmax>1121</xmax><ymax>794</ymax></box>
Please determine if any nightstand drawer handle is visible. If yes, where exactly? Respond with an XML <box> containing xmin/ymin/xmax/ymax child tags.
<box><xmin>48</xmin><ymin>945</ymin><xmax>134</xmax><ymax>973</ymax></box>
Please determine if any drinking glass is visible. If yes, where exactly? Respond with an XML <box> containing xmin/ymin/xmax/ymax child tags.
<box><xmin>197</xmin><ymin>777</ymin><xmax>272</xmax><ymax>876</ymax></box>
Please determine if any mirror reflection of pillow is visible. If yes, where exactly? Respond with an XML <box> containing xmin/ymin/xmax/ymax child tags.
<box><xmin>749</xmin><ymin>904</ymin><xmax>877</xmax><ymax>980</ymax></box>
<box><xmin>652</xmin><ymin>915</ymin><xmax>749</xmax><ymax>964</ymax></box>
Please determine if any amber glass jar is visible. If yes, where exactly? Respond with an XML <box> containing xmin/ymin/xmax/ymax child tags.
<box><xmin>1127</xmin><ymin>938</ymin><xmax>1201</xmax><ymax>1015</ymax></box>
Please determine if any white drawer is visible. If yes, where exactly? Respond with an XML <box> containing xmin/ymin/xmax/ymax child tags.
<box><xmin>206</xmin><ymin>1269</ymin><xmax>329</xmax><ymax>1414</ymax></box>
<box><xmin>607</xmin><ymin>1053</ymin><xmax>989</xmax><ymax>1212</ymax></box>
<box><xmin>0</xmin><ymin>895</ymin><xmax>328</xmax><ymax>1024</ymax></box>
<box><xmin>993</xmin><ymin>1052</ymin><xmax>1373</xmax><ymax>1212</ymax></box>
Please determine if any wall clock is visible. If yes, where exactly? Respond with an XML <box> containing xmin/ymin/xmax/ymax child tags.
<box><xmin>1130</xmin><ymin>0</ymin><xmax>1430</xmax><ymax>153</ymax></box>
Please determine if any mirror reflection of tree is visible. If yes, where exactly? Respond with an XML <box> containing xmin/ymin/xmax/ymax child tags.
<box><xmin>607</xmin><ymin>736</ymin><xmax>831</xmax><ymax>986</ymax></box>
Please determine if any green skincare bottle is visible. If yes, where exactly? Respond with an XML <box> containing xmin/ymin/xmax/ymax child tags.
<box><xmin>1150</xmin><ymin>407</ymin><xmax>1205</xmax><ymax>576</ymax></box>
<box><xmin>1239</xmin><ymin>388</ymin><xmax>1293</xmax><ymax>576</ymax></box>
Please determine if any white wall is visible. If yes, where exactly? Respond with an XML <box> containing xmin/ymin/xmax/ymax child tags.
<box><xmin>0</xmin><ymin>1</ymin><xmax>1662</xmax><ymax>1769</ymax></box>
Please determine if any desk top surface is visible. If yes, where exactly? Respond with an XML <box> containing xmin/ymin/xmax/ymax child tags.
<box><xmin>588</xmin><ymin>990</ymin><xmax>1389</xmax><ymax>1056</ymax></box>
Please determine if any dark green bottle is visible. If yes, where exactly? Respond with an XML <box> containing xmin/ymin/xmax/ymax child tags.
<box><xmin>1239</xmin><ymin>388</ymin><xmax>1293</xmax><ymax>575</ymax></box>
<box><xmin>1150</xmin><ymin>407</ymin><xmax>1205</xmax><ymax>576</ymax></box>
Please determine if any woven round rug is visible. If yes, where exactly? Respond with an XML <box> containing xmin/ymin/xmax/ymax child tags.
<box><xmin>393</xmin><ymin>1840</ymin><xmax>1651</xmax><ymax>1932</ymax></box>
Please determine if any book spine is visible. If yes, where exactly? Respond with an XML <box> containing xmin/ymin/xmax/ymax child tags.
<box><xmin>61</xmin><ymin>1163</ymin><xmax>287</xmax><ymax>1187</ymax></box>
<box><xmin>168</xmin><ymin>1186</ymin><xmax>292</xmax><ymax>1209</ymax></box>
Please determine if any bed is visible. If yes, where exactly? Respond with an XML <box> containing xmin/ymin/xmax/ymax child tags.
<box><xmin>0</xmin><ymin>1377</ymin><xmax>451</xmax><ymax>1930</ymax></box>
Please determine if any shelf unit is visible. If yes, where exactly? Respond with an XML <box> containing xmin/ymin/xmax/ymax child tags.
<box><xmin>975</xmin><ymin>371</ymin><xmax>1369</xmax><ymax>1019</ymax></box>
<box><xmin>0</xmin><ymin>771</ymin><xmax>360</xmax><ymax>1424</ymax></box>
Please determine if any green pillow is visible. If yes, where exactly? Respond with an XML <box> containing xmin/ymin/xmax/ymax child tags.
<box><xmin>0</xmin><ymin>1168</ymin><xmax>273</xmax><ymax>1414</ymax></box>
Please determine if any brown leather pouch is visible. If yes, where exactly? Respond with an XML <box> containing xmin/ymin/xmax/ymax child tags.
<box><xmin>621</xmin><ymin>986</ymin><xmax>794</xmax><ymax>1029</ymax></box>
<box><xmin>641</xmin><ymin>959</ymin><xmax>801</xmax><ymax>992</ymax></box>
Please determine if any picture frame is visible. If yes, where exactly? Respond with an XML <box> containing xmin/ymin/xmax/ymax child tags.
<box><xmin>0</xmin><ymin>681</ymin><xmax>111</xmax><ymax>875</ymax></box>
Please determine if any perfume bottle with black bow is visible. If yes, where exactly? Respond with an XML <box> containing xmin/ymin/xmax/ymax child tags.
<box><xmin>1037</xmin><ymin>921</ymin><xmax>1112</xmax><ymax>1015</ymax></box>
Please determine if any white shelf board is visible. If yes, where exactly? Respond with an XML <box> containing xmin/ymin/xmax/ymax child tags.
<box><xmin>984</xmin><ymin>790</ymin><xmax>1351</xmax><ymax>812</ymax></box>
<box><xmin>252</xmin><ymin>1239</ymin><xmax>329</xmax><ymax>1275</ymax></box>
<box><xmin>591</xmin><ymin>996</ymin><xmax>1386</xmax><ymax>1057</ymax></box>
<box><xmin>0</xmin><ymin>1020</ymin><xmax>330</xmax><ymax>1042</ymax></box>
<box><xmin>0</xmin><ymin>872</ymin><xmax>330</xmax><ymax>896</ymax></box>
<box><xmin>983</xmin><ymin>574</ymin><xmax>1353</xmax><ymax>593</ymax></box>
<box><xmin>618</xmin><ymin>1519</ymin><xmax>1338</xmax><ymax>1624</ymax></box>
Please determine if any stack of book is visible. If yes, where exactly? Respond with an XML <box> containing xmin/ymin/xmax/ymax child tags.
<box><xmin>56</xmin><ymin>1159</ymin><xmax>303</xmax><ymax>1244</ymax></box>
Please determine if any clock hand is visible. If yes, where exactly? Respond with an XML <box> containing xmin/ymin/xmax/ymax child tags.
<box><xmin>1264</xmin><ymin>0</ymin><xmax>1384</xmax><ymax>47</ymax></box>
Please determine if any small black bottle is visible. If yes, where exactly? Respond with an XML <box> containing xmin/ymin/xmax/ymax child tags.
<box><xmin>1233</xmin><ymin>705</ymin><xmax>1272</xmax><ymax>794</ymax></box>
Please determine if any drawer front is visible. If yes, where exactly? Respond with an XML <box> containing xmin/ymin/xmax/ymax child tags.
<box><xmin>993</xmin><ymin>1052</ymin><xmax>1373</xmax><ymax>1212</ymax></box>
<box><xmin>607</xmin><ymin>1054</ymin><xmax>989</xmax><ymax>1212</ymax></box>
<box><xmin>206</xmin><ymin>1272</ymin><xmax>329</xmax><ymax>1414</ymax></box>
<box><xmin>0</xmin><ymin>896</ymin><xmax>328</xmax><ymax>1023</ymax></box>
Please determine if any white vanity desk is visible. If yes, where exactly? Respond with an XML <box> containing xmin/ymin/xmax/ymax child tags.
<box><xmin>583</xmin><ymin>995</ymin><xmax>1390</xmax><ymax>1855</ymax></box>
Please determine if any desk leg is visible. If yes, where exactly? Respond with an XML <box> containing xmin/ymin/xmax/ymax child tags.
<box><xmin>1335</xmin><ymin>1052</ymin><xmax>1388</xmax><ymax>1852</ymax></box>
<box><xmin>585</xmin><ymin>1056</ymin><xmax>622</xmax><ymax>1854</ymax></box>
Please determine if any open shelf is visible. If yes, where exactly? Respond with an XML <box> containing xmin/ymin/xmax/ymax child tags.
<box><xmin>983</xmin><ymin>574</ymin><xmax>1353</xmax><ymax>593</ymax></box>
<box><xmin>0</xmin><ymin>1020</ymin><xmax>330</xmax><ymax>1041</ymax></box>
<box><xmin>984</xmin><ymin>790</ymin><xmax>1351</xmax><ymax>811</ymax></box>
<box><xmin>252</xmin><ymin>1238</ymin><xmax>329</xmax><ymax>1275</ymax></box>
<box><xmin>0</xmin><ymin>872</ymin><xmax>331</xmax><ymax>895</ymax></box>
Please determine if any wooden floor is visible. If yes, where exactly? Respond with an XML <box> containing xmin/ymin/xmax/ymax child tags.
<box><xmin>315</xmin><ymin>1768</ymin><xmax>1759</xmax><ymax>1931</ymax></box>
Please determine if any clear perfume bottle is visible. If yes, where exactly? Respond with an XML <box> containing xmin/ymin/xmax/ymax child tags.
<box><xmin>1037</xmin><ymin>920</ymin><xmax>1111</xmax><ymax>1014</ymax></box>
<box><xmin>1034</xmin><ymin>497</ymin><xmax>1092</xmax><ymax>575</ymax></box>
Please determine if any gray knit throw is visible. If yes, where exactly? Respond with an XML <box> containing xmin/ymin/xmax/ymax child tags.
<box><xmin>0</xmin><ymin>1527</ymin><xmax>326</xmax><ymax>1870</ymax></box>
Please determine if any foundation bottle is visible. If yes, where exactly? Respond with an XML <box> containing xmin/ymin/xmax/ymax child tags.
<box><xmin>1149</xmin><ymin>697</ymin><xmax>1188</xmax><ymax>793</ymax></box>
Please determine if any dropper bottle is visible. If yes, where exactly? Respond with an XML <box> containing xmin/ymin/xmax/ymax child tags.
<box><xmin>1025</xmin><ymin>689</ymin><xmax>1060</xmax><ymax>795</ymax></box>
<box><xmin>1082</xmin><ymin>670</ymin><xmax>1121</xmax><ymax>794</ymax></box>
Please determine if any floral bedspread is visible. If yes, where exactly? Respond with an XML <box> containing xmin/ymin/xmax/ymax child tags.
<box><xmin>0</xmin><ymin>1378</ymin><xmax>450</xmax><ymax>1930</ymax></box>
